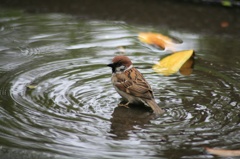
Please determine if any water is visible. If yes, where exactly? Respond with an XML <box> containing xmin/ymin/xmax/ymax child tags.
<box><xmin>0</xmin><ymin>7</ymin><xmax>240</xmax><ymax>159</ymax></box>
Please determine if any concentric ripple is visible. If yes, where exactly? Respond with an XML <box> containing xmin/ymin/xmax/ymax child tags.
<box><xmin>0</xmin><ymin>11</ymin><xmax>240</xmax><ymax>159</ymax></box>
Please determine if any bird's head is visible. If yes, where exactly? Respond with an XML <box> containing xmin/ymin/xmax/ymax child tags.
<box><xmin>107</xmin><ymin>55</ymin><xmax>133</xmax><ymax>73</ymax></box>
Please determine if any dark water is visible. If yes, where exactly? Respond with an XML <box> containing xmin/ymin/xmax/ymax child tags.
<box><xmin>0</xmin><ymin>2</ymin><xmax>240</xmax><ymax>159</ymax></box>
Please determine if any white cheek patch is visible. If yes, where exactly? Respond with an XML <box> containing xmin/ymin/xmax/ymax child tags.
<box><xmin>116</xmin><ymin>65</ymin><xmax>125</xmax><ymax>72</ymax></box>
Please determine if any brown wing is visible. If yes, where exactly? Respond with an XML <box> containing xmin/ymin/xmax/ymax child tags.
<box><xmin>114</xmin><ymin>67</ymin><xmax>154</xmax><ymax>100</ymax></box>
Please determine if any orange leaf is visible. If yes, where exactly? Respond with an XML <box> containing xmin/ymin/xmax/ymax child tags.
<box><xmin>152</xmin><ymin>50</ymin><xmax>194</xmax><ymax>76</ymax></box>
<box><xmin>205</xmin><ymin>147</ymin><xmax>240</xmax><ymax>157</ymax></box>
<box><xmin>221</xmin><ymin>21</ymin><xmax>229</xmax><ymax>28</ymax></box>
<box><xmin>138</xmin><ymin>32</ymin><xmax>176</xmax><ymax>50</ymax></box>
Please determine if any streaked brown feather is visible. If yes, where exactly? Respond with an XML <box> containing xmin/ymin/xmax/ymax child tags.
<box><xmin>114</xmin><ymin>67</ymin><xmax>154</xmax><ymax>100</ymax></box>
<box><xmin>146</xmin><ymin>99</ymin><xmax>165</xmax><ymax>114</ymax></box>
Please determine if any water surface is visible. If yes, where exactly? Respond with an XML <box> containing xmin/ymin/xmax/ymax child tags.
<box><xmin>0</xmin><ymin>7</ymin><xmax>240</xmax><ymax>159</ymax></box>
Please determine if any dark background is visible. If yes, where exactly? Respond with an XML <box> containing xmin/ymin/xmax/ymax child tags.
<box><xmin>1</xmin><ymin>0</ymin><xmax>240</xmax><ymax>36</ymax></box>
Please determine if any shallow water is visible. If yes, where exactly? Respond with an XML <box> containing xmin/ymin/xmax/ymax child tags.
<box><xmin>0</xmin><ymin>7</ymin><xmax>240</xmax><ymax>159</ymax></box>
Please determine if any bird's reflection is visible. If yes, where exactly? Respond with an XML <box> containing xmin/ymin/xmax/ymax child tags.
<box><xmin>109</xmin><ymin>104</ymin><xmax>157</xmax><ymax>140</ymax></box>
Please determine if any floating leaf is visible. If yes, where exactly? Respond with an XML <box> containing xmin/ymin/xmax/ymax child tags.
<box><xmin>26</xmin><ymin>84</ymin><xmax>37</xmax><ymax>89</ymax></box>
<box><xmin>205</xmin><ymin>147</ymin><xmax>240</xmax><ymax>157</ymax></box>
<box><xmin>138</xmin><ymin>32</ymin><xmax>178</xmax><ymax>50</ymax></box>
<box><xmin>221</xmin><ymin>0</ymin><xmax>232</xmax><ymax>7</ymax></box>
<box><xmin>221</xmin><ymin>21</ymin><xmax>229</xmax><ymax>28</ymax></box>
<box><xmin>153</xmin><ymin>50</ymin><xmax>194</xmax><ymax>76</ymax></box>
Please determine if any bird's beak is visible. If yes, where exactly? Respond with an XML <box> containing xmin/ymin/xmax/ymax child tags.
<box><xmin>107</xmin><ymin>63</ymin><xmax>114</xmax><ymax>67</ymax></box>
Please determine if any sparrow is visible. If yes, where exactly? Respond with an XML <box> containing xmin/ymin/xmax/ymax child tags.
<box><xmin>107</xmin><ymin>55</ymin><xmax>164</xmax><ymax>114</ymax></box>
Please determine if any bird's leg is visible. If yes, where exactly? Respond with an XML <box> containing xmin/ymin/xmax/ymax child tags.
<box><xmin>118</xmin><ymin>102</ymin><xmax>130</xmax><ymax>108</ymax></box>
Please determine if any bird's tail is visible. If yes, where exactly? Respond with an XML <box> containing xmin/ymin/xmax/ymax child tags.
<box><xmin>146</xmin><ymin>99</ymin><xmax>164</xmax><ymax>114</ymax></box>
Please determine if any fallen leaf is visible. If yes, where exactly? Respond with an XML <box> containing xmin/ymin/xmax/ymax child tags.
<box><xmin>138</xmin><ymin>32</ymin><xmax>179</xmax><ymax>50</ymax></box>
<box><xmin>221</xmin><ymin>1</ymin><xmax>232</xmax><ymax>7</ymax></box>
<box><xmin>152</xmin><ymin>50</ymin><xmax>194</xmax><ymax>76</ymax></box>
<box><xmin>221</xmin><ymin>21</ymin><xmax>229</xmax><ymax>28</ymax></box>
<box><xmin>26</xmin><ymin>84</ymin><xmax>37</xmax><ymax>89</ymax></box>
<box><xmin>205</xmin><ymin>147</ymin><xmax>240</xmax><ymax>157</ymax></box>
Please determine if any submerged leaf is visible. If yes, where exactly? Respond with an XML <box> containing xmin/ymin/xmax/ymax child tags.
<box><xmin>153</xmin><ymin>50</ymin><xmax>194</xmax><ymax>76</ymax></box>
<box><xmin>138</xmin><ymin>32</ymin><xmax>178</xmax><ymax>50</ymax></box>
<box><xmin>205</xmin><ymin>147</ymin><xmax>240</xmax><ymax>157</ymax></box>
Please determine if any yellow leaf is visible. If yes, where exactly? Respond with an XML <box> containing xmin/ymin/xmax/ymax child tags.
<box><xmin>153</xmin><ymin>50</ymin><xmax>194</xmax><ymax>76</ymax></box>
<box><xmin>138</xmin><ymin>32</ymin><xmax>176</xmax><ymax>50</ymax></box>
<box><xmin>205</xmin><ymin>147</ymin><xmax>240</xmax><ymax>157</ymax></box>
<box><xmin>26</xmin><ymin>84</ymin><xmax>37</xmax><ymax>89</ymax></box>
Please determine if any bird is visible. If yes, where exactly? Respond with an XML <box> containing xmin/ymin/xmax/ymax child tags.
<box><xmin>107</xmin><ymin>55</ymin><xmax>164</xmax><ymax>114</ymax></box>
